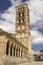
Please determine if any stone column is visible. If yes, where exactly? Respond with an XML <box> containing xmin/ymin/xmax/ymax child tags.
<box><xmin>22</xmin><ymin>49</ymin><xmax>25</xmax><ymax>58</ymax></box>
<box><xmin>17</xmin><ymin>48</ymin><xmax>19</xmax><ymax>57</ymax></box>
<box><xmin>20</xmin><ymin>49</ymin><xmax>22</xmax><ymax>58</ymax></box>
<box><xmin>19</xmin><ymin>49</ymin><xmax>20</xmax><ymax>57</ymax></box>
<box><xmin>15</xmin><ymin>48</ymin><xmax>16</xmax><ymax>57</ymax></box>
<box><xmin>12</xmin><ymin>47</ymin><xmax>14</xmax><ymax>56</ymax></box>
<box><xmin>13</xmin><ymin>47</ymin><xmax>15</xmax><ymax>56</ymax></box>
<box><xmin>9</xmin><ymin>46</ymin><xmax>10</xmax><ymax>56</ymax></box>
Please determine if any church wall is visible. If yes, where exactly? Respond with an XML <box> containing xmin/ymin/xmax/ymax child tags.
<box><xmin>0</xmin><ymin>35</ymin><xmax>7</xmax><ymax>65</ymax></box>
<box><xmin>0</xmin><ymin>35</ymin><xmax>7</xmax><ymax>55</ymax></box>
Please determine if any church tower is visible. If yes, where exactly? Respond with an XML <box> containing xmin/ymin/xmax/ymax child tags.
<box><xmin>15</xmin><ymin>4</ymin><xmax>32</xmax><ymax>57</ymax></box>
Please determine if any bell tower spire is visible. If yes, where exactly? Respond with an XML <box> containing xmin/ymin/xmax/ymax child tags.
<box><xmin>15</xmin><ymin>4</ymin><xmax>32</xmax><ymax>57</ymax></box>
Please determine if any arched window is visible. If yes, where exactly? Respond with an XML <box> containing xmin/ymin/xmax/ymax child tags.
<box><xmin>6</xmin><ymin>40</ymin><xmax>10</xmax><ymax>55</ymax></box>
<box><xmin>10</xmin><ymin>43</ymin><xmax>13</xmax><ymax>56</ymax></box>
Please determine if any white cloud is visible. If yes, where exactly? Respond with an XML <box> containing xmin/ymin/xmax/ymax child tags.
<box><xmin>30</xmin><ymin>30</ymin><xmax>43</xmax><ymax>45</ymax></box>
<box><xmin>25</xmin><ymin>0</ymin><xmax>43</xmax><ymax>24</ymax></box>
<box><xmin>35</xmin><ymin>51</ymin><xmax>40</xmax><ymax>55</ymax></box>
<box><xmin>0</xmin><ymin>19</ymin><xmax>15</xmax><ymax>33</ymax></box>
<box><xmin>0</xmin><ymin>0</ymin><xmax>23</xmax><ymax>33</ymax></box>
<box><xmin>1</xmin><ymin>6</ymin><xmax>16</xmax><ymax>23</ymax></box>
<box><xmin>0</xmin><ymin>3</ymin><xmax>16</xmax><ymax>33</ymax></box>
<box><xmin>25</xmin><ymin>0</ymin><xmax>43</xmax><ymax>45</ymax></box>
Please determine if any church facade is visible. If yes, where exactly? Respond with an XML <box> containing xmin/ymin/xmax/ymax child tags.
<box><xmin>0</xmin><ymin>4</ymin><xmax>33</xmax><ymax>65</ymax></box>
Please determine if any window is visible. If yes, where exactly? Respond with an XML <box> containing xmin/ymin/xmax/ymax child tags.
<box><xmin>23</xmin><ymin>19</ymin><xmax>24</xmax><ymax>22</ymax></box>
<box><xmin>19</xmin><ymin>19</ymin><xmax>20</xmax><ymax>23</ymax></box>
<box><xmin>13</xmin><ymin>47</ymin><xmax>15</xmax><ymax>56</ymax></box>
<box><xmin>19</xmin><ymin>11</ymin><xmax>24</xmax><ymax>17</ymax></box>
<box><xmin>19</xmin><ymin>13</ymin><xmax>20</xmax><ymax>17</ymax></box>
<box><xmin>6</xmin><ymin>40</ymin><xmax>10</xmax><ymax>55</ymax></box>
<box><xmin>22</xmin><ymin>12</ymin><xmax>24</xmax><ymax>16</ymax></box>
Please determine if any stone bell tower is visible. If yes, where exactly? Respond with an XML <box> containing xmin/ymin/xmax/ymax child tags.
<box><xmin>15</xmin><ymin>4</ymin><xmax>32</xmax><ymax>58</ymax></box>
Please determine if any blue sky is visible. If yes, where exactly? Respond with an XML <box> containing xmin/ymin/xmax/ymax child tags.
<box><xmin>0</xmin><ymin>0</ymin><xmax>43</xmax><ymax>52</ymax></box>
<box><xmin>0</xmin><ymin>0</ymin><xmax>12</xmax><ymax>13</ymax></box>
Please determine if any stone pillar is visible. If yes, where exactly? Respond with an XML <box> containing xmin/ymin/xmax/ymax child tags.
<box><xmin>22</xmin><ymin>49</ymin><xmax>24</xmax><ymax>58</ymax></box>
<box><xmin>13</xmin><ymin>47</ymin><xmax>15</xmax><ymax>56</ymax></box>
<box><xmin>10</xmin><ymin>43</ymin><xmax>13</xmax><ymax>56</ymax></box>
<box><xmin>15</xmin><ymin>48</ymin><xmax>16</xmax><ymax>57</ymax></box>
<box><xmin>17</xmin><ymin>48</ymin><xmax>20</xmax><ymax>57</ymax></box>
<box><xmin>21</xmin><ymin>49</ymin><xmax>23</xmax><ymax>58</ymax></box>
<box><xmin>12</xmin><ymin>47</ymin><xmax>14</xmax><ymax>56</ymax></box>
<box><xmin>9</xmin><ymin>46</ymin><xmax>10</xmax><ymax>56</ymax></box>
<box><xmin>20</xmin><ymin>49</ymin><xmax>21</xmax><ymax>58</ymax></box>
<box><xmin>19</xmin><ymin>49</ymin><xmax>20</xmax><ymax>57</ymax></box>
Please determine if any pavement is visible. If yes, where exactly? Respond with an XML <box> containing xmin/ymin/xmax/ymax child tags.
<box><xmin>18</xmin><ymin>62</ymin><xmax>43</xmax><ymax>65</ymax></box>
